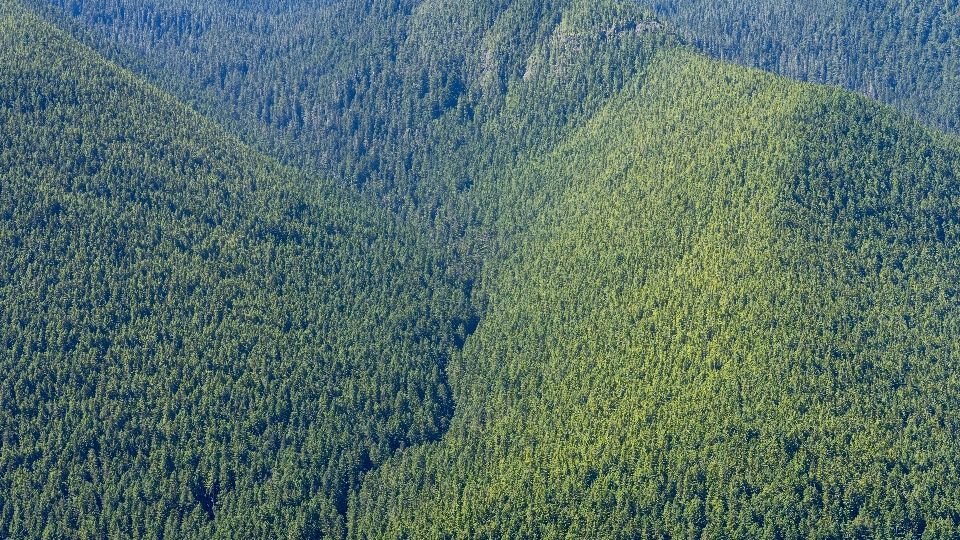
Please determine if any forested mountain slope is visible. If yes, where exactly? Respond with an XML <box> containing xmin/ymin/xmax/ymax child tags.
<box><xmin>644</xmin><ymin>0</ymin><xmax>960</xmax><ymax>133</ymax></box>
<box><xmin>353</xmin><ymin>45</ymin><xmax>960</xmax><ymax>540</ymax></box>
<box><xmin>8</xmin><ymin>0</ymin><xmax>960</xmax><ymax>538</ymax></box>
<box><xmin>0</xmin><ymin>3</ymin><xmax>470</xmax><ymax>537</ymax></box>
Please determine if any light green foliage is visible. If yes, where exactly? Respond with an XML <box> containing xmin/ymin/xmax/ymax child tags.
<box><xmin>354</xmin><ymin>48</ymin><xmax>960</xmax><ymax>539</ymax></box>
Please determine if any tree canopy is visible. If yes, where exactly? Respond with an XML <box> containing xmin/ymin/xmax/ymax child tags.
<box><xmin>4</xmin><ymin>0</ymin><xmax>960</xmax><ymax>537</ymax></box>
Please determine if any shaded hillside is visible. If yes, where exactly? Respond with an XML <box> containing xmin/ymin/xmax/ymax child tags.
<box><xmin>27</xmin><ymin>0</ymin><xmax>670</xmax><ymax>220</ymax></box>
<box><xmin>0</xmin><ymin>3</ymin><xmax>469</xmax><ymax>537</ymax></box>
<box><xmin>643</xmin><ymin>0</ymin><xmax>960</xmax><ymax>133</ymax></box>
<box><xmin>354</xmin><ymin>47</ymin><xmax>960</xmax><ymax>538</ymax></box>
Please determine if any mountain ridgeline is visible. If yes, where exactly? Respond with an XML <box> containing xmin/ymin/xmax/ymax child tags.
<box><xmin>4</xmin><ymin>0</ymin><xmax>960</xmax><ymax>538</ymax></box>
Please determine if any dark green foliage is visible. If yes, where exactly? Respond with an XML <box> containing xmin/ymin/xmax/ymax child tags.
<box><xmin>26</xmin><ymin>0</ymin><xmax>669</xmax><ymax>220</ymax></box>
<box><xmin>0</xmin><ymin>4</ymin><xmax>468</xmax><ymax>537</ymax></box>
<box><xmin>643</xmin><ymin>0</ymin><xmax>960</xmax><ymax>133</ymax></box>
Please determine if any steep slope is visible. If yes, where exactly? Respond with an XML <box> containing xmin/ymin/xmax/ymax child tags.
<box><xmin>354</xmin><ymin>47</ymin><xmax>960</xmax><ymax>539</ymax></box>
<box><xmin>643</xmin><ymin>0</ymin><xmax>960</xmax><ymax>133</ymax></box>
<box><xmin>0</xmin><ymin>3</ymin><xmax>469</xmax><ymax>537</ymax></box>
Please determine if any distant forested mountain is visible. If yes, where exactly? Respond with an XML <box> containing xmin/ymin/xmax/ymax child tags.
<box><xmin>5</xmin><ymin>0</ymin><xmax>960</xmax><ymax>538</ymax></box>
<box><xmin>644</xmin><ymin>0</ymin><xmax>960</xmax><ymax>133</ymax></box>
<box><xmin>24</xmin><ymin>0</ymin><xmax>682</xmax><ymax>279</ymax></box>
<box><xmin>24</xmin><ymin>0</ymin><xmax>667</xmax><ymax>241</ymax></box>
<box><xmin>26</xmin><ymin>0</ymin><xmax>579</xmax><ymax>197</ymax></box>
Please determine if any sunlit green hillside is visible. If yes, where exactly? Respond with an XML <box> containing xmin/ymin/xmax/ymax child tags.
<box><xmin>355</xmin><ymin>47</ymin><xmax>960</xmax><ymax>539</ymax></box>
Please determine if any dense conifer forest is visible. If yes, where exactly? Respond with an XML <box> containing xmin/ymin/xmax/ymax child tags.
<box><xmin>4</xmin><ymin>0</ymin><xmax>960</xmax><ymax>537</ymax></box>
